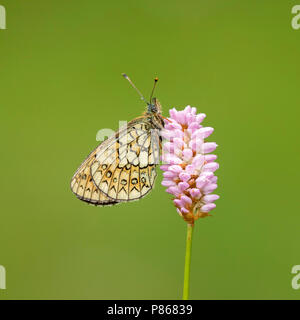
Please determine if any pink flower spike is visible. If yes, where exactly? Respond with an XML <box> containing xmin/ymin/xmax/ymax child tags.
<box><xmin>160</xmin><ymin>106</ymin><xmax>219</xmax><ymax>224</ymax></box>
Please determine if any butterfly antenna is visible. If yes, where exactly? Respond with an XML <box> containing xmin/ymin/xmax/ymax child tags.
<box><xmin>149</xmin><ymin>77</ymin><xmax>159</xmax><ymax>102</ymax></box>
<box><xmin>122</xmin><ymin>73</ymin><xmax>148</xmax><ymax>104</ymax></box>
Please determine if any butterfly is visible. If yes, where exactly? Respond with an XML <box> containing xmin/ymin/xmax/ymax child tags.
<box><xmin>70</xmin><ymin>74</ymin><xmax>165</xmax><ymax>206</ymax></box>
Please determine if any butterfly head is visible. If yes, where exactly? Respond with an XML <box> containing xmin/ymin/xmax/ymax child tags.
<box><xmin>147</xmin><ymin>98</ymin><xmax>162</xmax><ymax>115</ymax></box>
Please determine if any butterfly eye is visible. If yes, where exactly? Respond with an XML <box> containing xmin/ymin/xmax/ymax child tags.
<box><xmin>148</xmin><ymin>103</ymin><xmax>157</xmax><ymax>113</ymax></box>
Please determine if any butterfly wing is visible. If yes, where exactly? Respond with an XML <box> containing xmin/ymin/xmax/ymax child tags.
<box><xmin>90</xmin><ymin>118</ymin><xmax>161</xmax><ymax>202</ymax></box>
<box><xmin>70</xmin><ymin>147</ymin><xmax>120</xmax><ymax>206</ymax></box>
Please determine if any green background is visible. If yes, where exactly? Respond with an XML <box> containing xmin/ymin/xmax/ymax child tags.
<box><xmin>0</xmin><ymin>0</ymin><xmax>299</xmax><ymax>300</ymax></box>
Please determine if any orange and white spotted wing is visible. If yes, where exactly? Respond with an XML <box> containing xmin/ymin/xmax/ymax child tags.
<box><xmin>71</xmin><ymin>116</ymin><xmax>162</xmax><ymax>205</ymax></box>
<box><xmin>90</xmin><ymin>118</ymin><xmax>161</xmax><ymax>202</ymax></box>
<box><xmin>70</xmin><ymin>148</ymin><xmax>120</xmax><ymax>206</ymax></box>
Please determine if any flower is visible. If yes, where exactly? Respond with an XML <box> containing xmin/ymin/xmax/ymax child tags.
<box><xmin>160</xmin><ymin>106</ymin><xmax>219</xmax><ymax>225</ymax></box>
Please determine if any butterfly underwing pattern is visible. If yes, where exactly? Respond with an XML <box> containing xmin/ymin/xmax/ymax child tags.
<box><xmin>70</xmin><ymin>75</ymin><xmax>165</xmax><ymax>206</ymax></box>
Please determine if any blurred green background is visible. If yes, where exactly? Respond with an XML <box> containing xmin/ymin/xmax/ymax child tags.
<box><xmin>0</xmin><ymin>0</ymin><xmax>299</xmax><ymax>300</ymax></box>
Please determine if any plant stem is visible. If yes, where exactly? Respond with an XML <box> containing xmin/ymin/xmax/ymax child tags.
<box><xmin>182</xmin><ymin>223</ymin><xmax>194</xmax><ymax>300</ymax></box>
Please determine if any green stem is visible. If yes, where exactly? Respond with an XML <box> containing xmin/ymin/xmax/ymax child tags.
<box><xmin>182</xmin><ymin>223</ymin><xmax>194</xmax><ymax>300</ymax></box>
